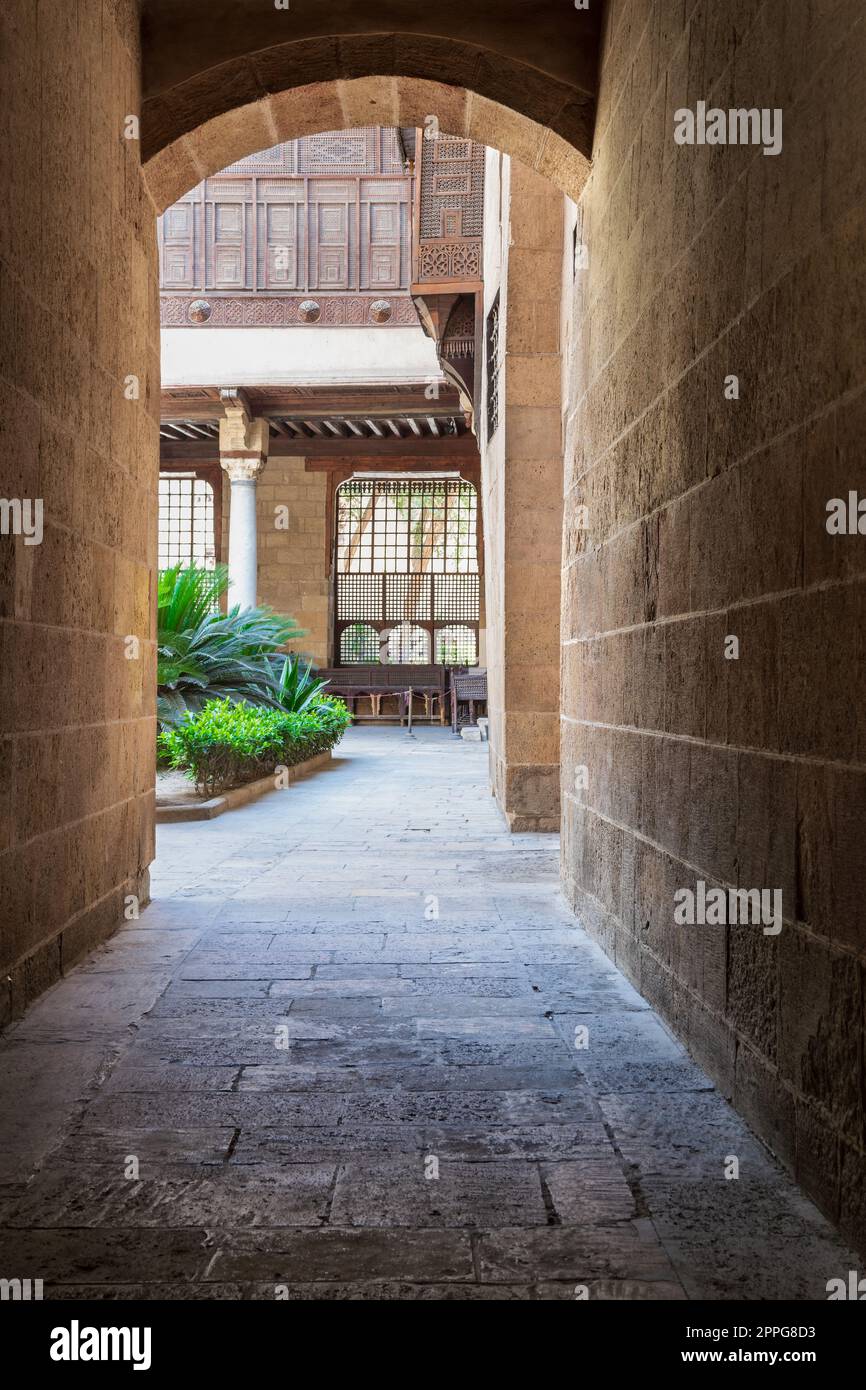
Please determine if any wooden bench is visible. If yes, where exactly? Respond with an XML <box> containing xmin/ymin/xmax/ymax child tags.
<box><xmin>316</xmin><ymin>666</ymin><xmax>448</xmax><ymax>724</ymax></box>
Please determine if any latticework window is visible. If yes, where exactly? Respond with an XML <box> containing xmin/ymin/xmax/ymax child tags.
<box><xmin>486</xmin><ymin>291</ymin><xmax>501</xmax><ymax>443</ymax></box>
<box><xmin>387</xmin><ymin>623</ymin><xmax>431</xmax><ymax>664</ymax></box>
<box><xmin>335</xmin><ymin>477</ymin><xmax>480</xmax><ymax>665</ymax></box>
<box><xmin>336</xmin><ymin>477</ymin><xmax>477</xmax><ymax>574</ymax></box>
<box><xmin>435</xmin><ymin>625</ymin><xmax>477</xmax><ymax>666</ymax></box>
<box><xmin>340</xmin><ymin>623</ymin><xmax>380</xmax><ymax>664</ymax></box>
<box><xmin>158</xmin><ymin>475</ymin><xmax>216</xmax><ymax>569</ymax></box>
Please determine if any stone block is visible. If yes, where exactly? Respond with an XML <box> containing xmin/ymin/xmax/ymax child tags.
<box><xmin>727</xmin><ymin>923</ymin><xmax>780</xmax><ymax>1064</ymax></box>
<box><xmin>779</xmin><ymin>587</ymin><xmax>858</xmax><ymax>760</ymax></box>
<box><xmin>663</xmin><ymin>617</ymin><xmax>705</xmax><ymax>740</ymax></box>
<box><xmin>337</xmin><ymin>76</ymin><xmax>399</xmax><ymax>130</ymax></box>
<box><xmin>733</xmin><ymin>1042</ymin><xmax>796</xmax><ymax>1171</ymax></box>
<box><xmin>634</xmin><ymin>838</ymin><xmax>679</xmax><ymax>972</ymax></box>
<box><xmin>779</xmin><ymin>930</ymin><xmax>863</xmax><ymax>1140</ymax></box>
<box><xmin>803</xmin><ymin>398</ymin><xmax>866</xmax><ymax>589</ymax></box>
<box><xmin>736</xmin><ymin>751</ymin><xmax>797</xmax><ymax>913</ymax></box>
<box><xmin>725</xmin><ymin>599</ymin><xmax>780</xmax><ymax>752</ymax></box>
<box><xmin>395</xmin><ymin>78</ymin><xmax>469</xmax><ymax>139</ymax></box>
<box><xmin>503</xmin><ymin>712</ymin><xmax>559</xmax><ymax>767</ymax></box>
<box><xmin>688</xmin><ymin>469</ymin><xmax>743</xmax><ymax>613</ymax></box>
<box><xmin>657</xmin><ymin>493</ymin><xmax>691</xmax><ymax>620</ymax></box>
<box><xmin>795</xmin><ymin>1098</ymin><xmax>841</xmax><ymax>1223</ymax></box>
<box><xmin>652</xmin><ymin>734</ymin><xmax>690</xmax><ymax>862</ymax></box>
<box><xmin>838</xmin><ymin>1138</ymin><xmax>866</xmax><ymax>1257</ymax></box>
<box><xmin>687</xmin><ymin>743</ymin><xmax>737</xmax><ymax>885</ymax></box>
<box><xmin>673</xmin><ymin>982</ymin><xmax>736</xmax><ymax>1102</ymax></box>
<box><xmin>504</xmin><ymin>355</ymin><xmax>561</xmax><ymax>410</ymax></box>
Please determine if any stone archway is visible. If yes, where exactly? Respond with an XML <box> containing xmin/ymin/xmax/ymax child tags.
<box><xmin>140</xmin><ymin>1</ymin><xmax>599</xmax><ymax>208</ymax></box>
<box><xmin>147</xmin><ymin>74</ymin><xmax>579</xmax><ymax>835</ymax></box>
<box><xmin>144</xmin><ymin>76</ymin><xmax>592</xmax><ymax>213</ymax></box>
<box><xmin>138</xmin><ymin>19</ymin><xmax>598</xmax><ymax>851</ymax></box>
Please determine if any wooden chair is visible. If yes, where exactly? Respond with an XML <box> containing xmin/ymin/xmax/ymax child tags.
<box><xmin>450</xmin><ymin>668</ymin><xmax>488</xmax><ymax>734</ymax></box>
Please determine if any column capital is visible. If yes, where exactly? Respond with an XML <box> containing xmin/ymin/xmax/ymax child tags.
<box><xmin>218</xmin><ymin>387</ymin><xmax>270</xmax><ymax>468</ymax></box>
<box><xmin>220</xmin><ymin>454</ymin><xmax>266</xmax><ymax>482</ymax></box>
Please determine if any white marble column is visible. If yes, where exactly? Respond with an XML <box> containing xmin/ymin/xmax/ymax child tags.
<box><xmin>220</xmin><ymin>458</ymin><xmax>264</xmax><ymax>610</ymax></box>
<box><xmin>218</xmin><ymin>390</ymin><xmax>270</xmax><ymax>611</ymax></box>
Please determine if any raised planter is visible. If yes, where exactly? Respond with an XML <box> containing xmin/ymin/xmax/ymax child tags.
<box><xmin>156</xmin><ymin>750</ymin><xmax>332</xmax><ymax>823</ymax></box>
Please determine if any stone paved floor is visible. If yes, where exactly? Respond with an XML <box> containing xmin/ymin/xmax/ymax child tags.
<box><xmin>0</xmin><ymin>727</ymin><xmax>857</xmax><ymax>1299</ymax></box>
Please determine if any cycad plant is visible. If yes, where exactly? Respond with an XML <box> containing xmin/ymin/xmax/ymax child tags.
<box><xmin>272</xmin><ymin>653</ymin><xmax>330</xmax><ymax>714</ymax></box>
<box><xmin>157</xmin><ymin>564</ymin><xmax>304</xmax><ymax>728</ymax></box>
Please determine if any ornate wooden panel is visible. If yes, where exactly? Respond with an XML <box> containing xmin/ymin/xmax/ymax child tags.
<box><xmin>160</xmin><ymin>296</ymin><xmax>419</xmax><ymax>327</ymax></box>
<box><xmin>161</xmin><ymin>202</ymin><xmax>196</xmax><ymax>289</ymax></box>
<box><xmin>415</xmin><ymin>135</ymin><xmax>485</xmax><ymax>285</ymax></box>
<box><xmin>158</xmin><ymin>128</ymin><xmax>415</xmax><ymax>324</ymax></box>
<box><xmin>264</xmin><ymin>200</ymin><xmax>300</xmax><ymax>288</ymax></box>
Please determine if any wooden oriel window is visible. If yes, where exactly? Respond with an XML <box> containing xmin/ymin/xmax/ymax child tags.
<box><xmin>158</xmin><ymin>129</ymin><xmax>412</xmax><ymax>298</ymax></box>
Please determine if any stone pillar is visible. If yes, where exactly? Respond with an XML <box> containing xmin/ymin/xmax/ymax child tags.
<box><xmin>481</xmin><ymin>158</ymin><xmax>565</xmax><ymax>832</ymax></box>
<box><xmin>219</xmin><ymin>390</ymin><xmax>270</xmax><ymax>610</ymax></box>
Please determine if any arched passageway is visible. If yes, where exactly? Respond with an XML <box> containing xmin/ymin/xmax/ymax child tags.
<box><xmin>1</xmin><ymin>0</ymin><xmax>865</xmax><ymax>1291</ymax></box>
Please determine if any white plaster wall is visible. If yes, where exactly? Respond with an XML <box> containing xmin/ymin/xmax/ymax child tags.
<box><xmin>162</xmin><ymin>326</ymin><xmax>443</xmax><ymax>387</ymax></box>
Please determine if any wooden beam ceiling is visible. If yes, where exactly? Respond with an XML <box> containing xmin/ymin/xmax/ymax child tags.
<box><xmin>160</xmin><ymin>432</ymin><xmax>480</xmax><ymax>463</ymax></box>
<box><xmin>160</xmin><ymin>413</ymin><xmax>472</xmax><ymax>445</ymax></box>
<box><xmin>160</xmin><ymin>382</ymin><xmax>465</xmax><ymax>421</ymax></box>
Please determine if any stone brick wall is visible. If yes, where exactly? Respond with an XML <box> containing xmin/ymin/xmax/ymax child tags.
<box><xmin>482</xmin><ymin>156</ymin><xmax>565</xmax><ymax>832</ymax></box>
<box><xmin>220</xmin><ymin>458</ymin><xmax>330</xmax><ymax>665</ymax></box>
<box><xmin>561</xmin><ymin>0</ymin><xmax>866</xmax><ymax>1246</ymax></box>
<box><xmin>0</xmin><ymin>0</ymin><xmax>157</xmax><ymax>1023</ymax></box>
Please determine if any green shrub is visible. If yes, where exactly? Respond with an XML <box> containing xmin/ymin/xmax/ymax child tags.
<box><xmin>157</xmin><ymin>564</ymin><xmax>305</xmax><ymax>728</ymax></box>
<box><xmin>272</xmin><ymin>652</ymin><xmax>330</xmax><ymax>713</ymax></box>
<box><xmin>158</xmin><ymin>696</ymin><xmax>352</xmax><ymax>797</ymax></box>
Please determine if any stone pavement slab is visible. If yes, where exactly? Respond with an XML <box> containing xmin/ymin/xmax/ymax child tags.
<box><xmin>0</xmin><ymin>727</ymin><xmax>857</xmax><ymax>1299</ymax></box>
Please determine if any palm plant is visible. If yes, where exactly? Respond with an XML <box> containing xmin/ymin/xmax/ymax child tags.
<box><xmin>157</xmin><ymin>564</ymin><xmax>304</xmax><ymax>727</ymax></box>
<box><xmin>272</xmin><ymin>653</ymin><xmax>330</xmax><ymax>714</ymax></box>
<box><xmin>157</xmin><ymin>563</ymin><xmax>226</xmax><ymax>633</ymax></box>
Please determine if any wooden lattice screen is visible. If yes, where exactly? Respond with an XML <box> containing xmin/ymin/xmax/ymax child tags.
<box><xmin>335</xmin><ymin>478</ymin><xmax>480</xmax><ymax>665</ymax></box>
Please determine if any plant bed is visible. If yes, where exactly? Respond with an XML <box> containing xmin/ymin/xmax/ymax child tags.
<box><xmin>155</xmin><ymin>749</ymin><xmax>334</xmax><ymax>822</ymax></box>
<box><xmin>158</xmin><ymin>696</ymin><xmax>351</xmax><ymax>805</ymax></box>
<box><xmin>157</xmin><ymin>562</ymin><xmax>304</xmax><ymax>728</ymax></box>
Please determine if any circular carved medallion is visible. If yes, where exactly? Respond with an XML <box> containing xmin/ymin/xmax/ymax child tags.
<box><xmin>188</xmin><ymin>298</ymin><xmax>213</xmax><ymax>324</ymax></box>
